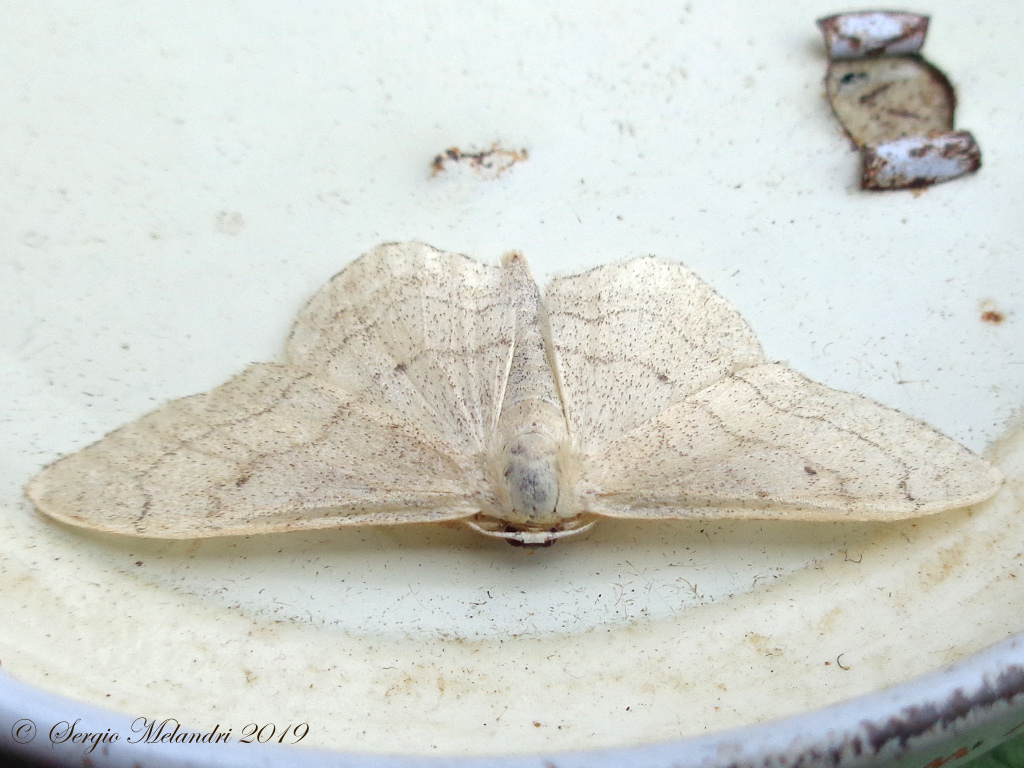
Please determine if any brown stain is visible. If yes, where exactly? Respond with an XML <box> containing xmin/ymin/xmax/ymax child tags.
<box><xmin>980</xmin><ymin>299</ymin><xmax>1006</xmax><ymax>324</ymax></box>
<box><xmin>745</xmin><ymin>632</ymin><xmax>784</xmax><ymax>658</ymax></box>
<box><xmin>215</xmin><ymin>211</ymin><xmax>245</xmax><ymax>235</ymax></box>
<box><xmin>918</xmin><ymin>542</ymin><xmax>966</xmax><ymax>589</ymax></box>
<box><xmin>817</xmin><ymin>605</ymin><xmax>843</xmax><ymax>634</ymax></box>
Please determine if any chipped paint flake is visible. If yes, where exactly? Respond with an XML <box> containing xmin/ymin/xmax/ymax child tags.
<box><xmin>861</xmin><ymin>132</ymin><xmax>982</xmax><ymax>191</ymax></box>
<box><xmin>818</xmin><ymin>12</ymin><xmax>929</xmax><ymax>59</ymax></box>
<box><xmin>818</xmin><ymin>12</ymin><xmax>982</xmax><ymax>190</ymax></box>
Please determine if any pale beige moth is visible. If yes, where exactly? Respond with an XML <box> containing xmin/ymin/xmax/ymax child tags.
<box><xmin>26</xmin><ymin>243</ymin><xmax>1002</xmax><ymax>546</ymax></box>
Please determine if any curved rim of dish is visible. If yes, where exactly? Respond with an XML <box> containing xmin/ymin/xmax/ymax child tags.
<box><xmin>3</xmin><ymin>633</ymin><xmax>1023</xmax><ymax>768</ymax></box>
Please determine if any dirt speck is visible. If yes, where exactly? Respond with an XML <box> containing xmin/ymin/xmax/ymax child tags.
<box><xmin>431</xmin><ymin>143</ymin><xmax>528</xmax><ymax>179</ymax></box>
<box><xmin>215</xmin><ymin>211</ymin><xmax>245</xmax><ymax>235</ymax></box>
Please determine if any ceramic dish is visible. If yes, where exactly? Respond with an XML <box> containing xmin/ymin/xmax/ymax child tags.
<box><xmin>1</xmin><ymin>1</ymin><xmax>1022</xmax><ymax>766</ymax></box>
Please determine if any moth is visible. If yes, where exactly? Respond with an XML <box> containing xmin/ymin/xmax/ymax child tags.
<box><xmin>26</xmin><ymin>242</ymin><xmax>1002</xmax><ymax>547</ymax></box>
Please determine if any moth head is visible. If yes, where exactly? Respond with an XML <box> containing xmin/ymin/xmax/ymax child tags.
<box><xmin>463</xmin><ymin>516</ymin><xmax>597</xmax><ymax>548</ymax></box>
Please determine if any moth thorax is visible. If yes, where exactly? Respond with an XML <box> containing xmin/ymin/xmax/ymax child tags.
<box><xmin>503</xmin><ymin>431</ymin><xmax>562</xmax><ymax>525</ymax></box>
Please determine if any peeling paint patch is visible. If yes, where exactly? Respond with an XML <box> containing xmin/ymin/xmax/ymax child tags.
<box><xmin>825</xmin><ymin>58</ymin><xmax>955</xmax><ymax>147</ymax></box>
<box><xmin>862</xmin><ymin>133</ymin><xmax>981</xmax><ymax>191</ymax></box>
<box><xmin>818</xmin><ymin>11</ymin><xmax>928</xmax><ymax>58</ymax></box>
<box><xmin>430</xmin><ymin>143</ymin><xmax>528</xmax><ymax>179</ymax></box>
<box><xmin>817</xmin><ymin>11</ymin><xmax>982</xmax><ymax>190</ymax></box>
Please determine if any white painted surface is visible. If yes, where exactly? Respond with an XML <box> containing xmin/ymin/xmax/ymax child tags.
<box><xmin>1</xmin><ymin>0</ymin><xmax>1022</xmax><ymax>758</ymax></box>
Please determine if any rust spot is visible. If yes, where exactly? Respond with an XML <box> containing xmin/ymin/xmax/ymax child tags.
<box><xmin>980</xmin><ymin>300</ymin><xmax>1006</xmax><ymax>324</ymax></box>
<box><xmin>924</xmin><ymin>745</ymin><xmax>976</xmax><ymax>768</ymax></box>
